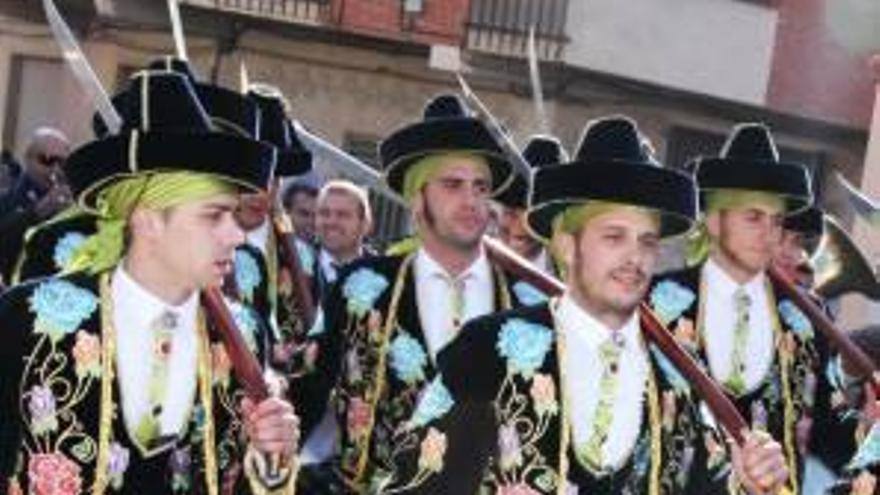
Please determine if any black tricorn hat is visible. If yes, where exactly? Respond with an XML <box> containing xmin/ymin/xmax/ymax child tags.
<box><xmin>379</xmin><ymin>94</ymin><xmax>512</xmax><ymax>196</ymax></box>
<box><xmin>93</xmin><ymin>57</ymin><xmax>262</xmax><ymax>142</ymax></box>
<box><xmin>246</xmin><ymin>85</ymin><xmax>312</xmax><ymax>178</ymax></box>
<box><xmin>495</xmin><ymin>135</ymin><xmax>568</xmax><ymax>209</ymax></box>
<box><xmin>694</xmin><ymin>123</ymin><xmax>812</xmax><ymax>213</ymax></box>
<box><xmin>527</xmin><ymin>116</ymin><xmax>697</xmax><ymax>241</ymax></box>
<box><xmin>66</xmin><ymin>70</ymin><xmax>276</xmax><ymax>210</ymax></box>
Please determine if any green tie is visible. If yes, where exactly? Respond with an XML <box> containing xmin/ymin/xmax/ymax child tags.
<box><xmin>577</xmin><ymin>334</ymin><xmax>623</xmax><ymax>471</ymax></box>
<box><xmin>726</xmin><ymin>288</ymin><xmax>751</xmax><ymax>395</ymax></box>
<box><xmin>449</xmin><ymin>276</ymin><xmax>467</xmax><ymax>331</ymax></box>
<box><xmin>133</xmin><ymin>310</ymin><xmax>177</xmax><ymax>450</ymax></box>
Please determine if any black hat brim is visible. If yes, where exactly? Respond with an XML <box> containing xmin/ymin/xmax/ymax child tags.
<box><xmin>494</xmin><ymin>173</ymin><xmax>528</xmax><ymax>209</ymax></box>
<box><xmin>696</xmin><ymin>158</ymin><xmax>812</xmax><ymax>213</ymax></box>
<box><xmin>527</xmin><ymin>161</ymin><xmax>696</xmax><ymax>241</ymax></box>
<box><xmin>381</xmin><ymin>118</ymin><xmax>512</xmax><ymax>196</ymax></box>
<box><xmin>66</xmin><ymin>131</ymin><xmax>276</xmax><ymax>211</ymax></box>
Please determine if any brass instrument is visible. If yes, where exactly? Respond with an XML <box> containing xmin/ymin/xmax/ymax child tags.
<box><xmin>811</xmin><ymin>214</ymin><xmax>880</xmax><ymax>300</ymax></box>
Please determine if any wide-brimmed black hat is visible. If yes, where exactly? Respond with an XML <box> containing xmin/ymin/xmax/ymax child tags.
<box><xmin>66</xmin><ymin>70</ymin><xmax>276</xmax><ymax>210</ymax></box>
<box><xmin>495</xmin><ymin>135</ymin><xmax>568</xmax><ymax>209</ymax></box>
<box><xmin>379</xmin><ymin>94</ymin><xmax>512</xmax><ymax>196</ymax></box>
<box><xmin>527</xmin><ymin>116</ymin><xmax>697</xmax><ymax>241</ymax></box>
<box><xmin>247</xmin><ymin>85</ymin><xmax>312</xmax><ymax>178</ymax></box>
<box><xmin>694</xmin><ymin>123</ymin><xmax>812</xmax><ymax>213</ymax></box>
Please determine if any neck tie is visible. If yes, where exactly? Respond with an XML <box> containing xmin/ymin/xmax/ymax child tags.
<box><xmin>450</xmin><ymin>276</ymin><xmax>466</xmax><ymax>330</ymax></box>
<box><xmin>726</xmin><ymin>288</ymin><xmax>751</xmax><ymax>395</ymax></box>
<box><xmin>133</xmin><ymin>310</ymin><xmax>177</xmax><ymax>450</ymax></box>
<box><xmin>577</xmin><ymin>333</ymin><xmax>624</xmax><ymax>471</ymax></box>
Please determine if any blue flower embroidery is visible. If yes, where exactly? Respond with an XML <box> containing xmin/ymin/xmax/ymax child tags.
<box><xmin>409</xmin><ymin>377</ymin><xmax>454</xmax><ymax>429</ymax></box>
<box><xmin>497</xmin><ymin>318</ymin><xmax>553</xmax><ymax>378</ymax></box>
<box><xmin>778</xmin><ymin>300</ymin><xmax>813</xmax><ymax>340</ymax></box>
<box><xmin>30</xmin><ymin>279</ymin><xmax>98</xmax><ymax>342</ymax></box>
<box><xmin>52</xmin><ymin>231</ymin><xmax>87</xmax><ymax>270</ymax></box>
<box><xmin>650</xmin><ymin>280</ymin><xmax>696</xmax><ymax>325</ymax></box>
<box><xmin>389</xmin><ymin>331</ymin><xmax>428</xmax><ymax>384</ymax></box>
<box><xmin>295</xmin><ymin>239</ymin><xmax>315</xmax><ymax>277</ymax></box>
<box><xmin>234</xmin><ymin>249</ymin><xmax>261</xmax><ymax>303</ymax></box>
<box><xmin>848</xmin><ymin>422</ymin><xmax>880</xmax><ymax>472</ymax></box>
<box><xmin>512</xmin><ymin>281</ymin><xmax>548</xmax><ymax>306</ymax></box>
<box><xmin>342</xmin><ymin>268</ymin><xmax>389</xmax><ymax>317</ymax></box>
<box><xmin>649</xmin><ymin>344</ymin><xmax>689</xmax><ymax>394</ymax></box>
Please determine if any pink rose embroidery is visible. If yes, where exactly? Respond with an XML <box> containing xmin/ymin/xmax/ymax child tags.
<box><xmin>28</xmin><ymin>453</ymin><xmax>82</xmax><ymax>495</ymax></box>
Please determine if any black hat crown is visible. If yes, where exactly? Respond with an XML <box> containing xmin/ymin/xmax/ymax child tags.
<box><xmin>523</xmin><ymin>136</ymin><xmax>568</xmax><ymax>168</ymax></box>
<box><xmin>423</xmin><ymin>94</ymin><xmax>470</xmax><ymax>120</ymax></box>
<box><xmin>573</xmin><ymin>116</ymin><xmax>656</xmax><ymax>166</ymax></box>
<box><xmin>247</xmin><ymin>84</ymin><xmax>311</xmax><ymax>177</ymax></box>
<box><xmin>495</xmin><ymin>135</ymin><xmax>568</xmax><ymax>209</ymax></box>
<box><xmin>720</xmin><ymin>123</ymin><xmax>779</xmax><ymax>162</ymax></box>
<box><xmin>121</xmin><ymin>71</ymin><xmax>213</xmax><ymax>133</ymax></box>
<box><xmin>147</xmin><ymin>56</ymin><xmax>198</xmax><ymax>81</ymax></box>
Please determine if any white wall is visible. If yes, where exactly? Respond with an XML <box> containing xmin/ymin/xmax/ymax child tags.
<box><xmin>564</xmin><ymin>0</ymin><xmax>778</xmax><ymax>105</ymax></box>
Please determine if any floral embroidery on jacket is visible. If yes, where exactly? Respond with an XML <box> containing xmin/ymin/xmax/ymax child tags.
<box><xmin>497</xmin><ymin>319</ymin><xmax>554</xmax><ymax>378</ymax></box>
<box><xmin>234</xmin><ymin>249</ymin><xmax>261</xmax><ymax>303</ymax></box>
<box><xmin>53</xmin><ymin>232</ymin><xmax>87</xmax><ymax>271</ymax></box>
<box><xmin>342</xmin><ymin>268</ymin><xmax>389</xmax><ymax>317</ymax></box>
<box><xmin>649</xmin><ymin>280</ymin><xmax>695</xmax><ymax>325</ymax></box>
<box><xmin>30</xmin><ymin>280</ymin><xmax>98</xmax><ymax>342</ymax></box>
<box><xmin>389</xmin><ymin>332</ymin><xmax>429</xmax><ymax>385</ymax></box>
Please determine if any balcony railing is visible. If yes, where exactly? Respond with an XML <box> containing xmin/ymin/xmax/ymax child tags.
<box><xmin>180</xmin><ymin>0</ymin><xmax>329</xmax><ymax>25</ymax></box>
<box><xmin>466</xmin><ymin>0</ymin><xmax>569</xmax><ymax>60</ymax></box>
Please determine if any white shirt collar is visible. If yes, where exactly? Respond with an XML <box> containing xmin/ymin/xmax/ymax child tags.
<box><xmin>319</xmin><ymin>248</ymin><xmax>341</xmax><ymax>283</ymax></box>
<box><xmin>414</xmin><ymin>246</ymin><xmax>492</xmax><ymax>284</ymax></box>
<box><xmin>112</xmin><ymin>262</ymin><xmax>199</xmax><ymax>323</ymax></box>
<box><xmin>246</xmin><ymin>221</ymin><xmax>271</xmax><ymax>255</ymax></box>
<box><xmin>704</xmin><ymin>257</ymin><xmax>766</xmax><ymax>302</ymax></box>
<box><xmin>557</xmin><ymin>292</ymin><xmax>642</xmax><ymax>352</ymax></box>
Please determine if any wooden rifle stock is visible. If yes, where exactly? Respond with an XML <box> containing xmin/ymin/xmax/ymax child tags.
<box><xmin>768</xmin><ymin>264</ymin><xmax>879</xmax><ymax>390</ymax></box>
<box><xmin>483</xmin><ymin>237</ymin><xmax>748</xmax><ymax>444</ymax></box>
<box><xmin>202</xmin><ymin>287</ymin><xmax>270</xmax><ymax>401</ymax></box>
<box><xmin>272</xmin><ymin>215</ymin><xmax>318</xmax><ymax>329</ymax></box>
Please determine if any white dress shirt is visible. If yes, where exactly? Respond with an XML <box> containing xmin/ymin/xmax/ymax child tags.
<box><xmin>701</xmin><ymin>258</ymin><xmax>775</xmax><ymax>394</ymax></box>
<box><xmin>414</xmin><ymin>247</ymin><xmax>495</xmax><ymax>359</ymax></box>
<box><xmin>318</xmin><ymin>248</ymin><xmax>346</xmax><ymax>285</ymax></box>
<box><xmin>557</xmin><ymin>294</ymin><xmax>648</xmax><ymax>470</ymax></box>
<box><xmin>246</xmin><ymin>220</ymin><xmax>271</xmax><ymax>255</ymax></box>
<box><xmin>528</xmin><ymin>249</ymin><xmax>555</xmax><ymax>276</ymax></box>
<box><xmin>112</xmin><ymin>265</ymin><xmax>199</xmax><ymax>441</ymax></box>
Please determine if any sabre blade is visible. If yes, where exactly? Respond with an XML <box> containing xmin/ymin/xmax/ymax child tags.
<box><xmin>455</xmin><ymin>73</ymin><xmax>532</xmax><ymax>180</ymax></box>
<box><xmin>43</xmin><ymin>0</ymin><xmax>122</xmax><ymax>134</ymax></box>
<box><xmin>291</xmin><ymin>121</ymin><xmax>407</xmax><ymax>208</ymax></box>
<box><xmin>167</xmin><ymin>0</ymin><xmax>189</xmax><ymax>61</ymax></box>
<box><xmin>527</xmin><ymin>26</ymin><xmax>550</xmax><ymax>135</ymax></box>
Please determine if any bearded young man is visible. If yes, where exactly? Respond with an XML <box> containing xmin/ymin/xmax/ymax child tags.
<box><xmin>647</xmin><ymin>123</ymin><xmax>844</xmax><ymax>494</ymax></box>
<box><xmin>293</xmin><ymin>94</ymin><xmax>545</xmax><ymax>492</ymax></box>
<box><xmin>380</xmin><ymin>116</ymin><xmax>789</xmax><ymax>494</ymax></box>
<box><xmin>0</xmin><ymin>71</ymin><xmax>299</xmax><ymax>495</ymax></box>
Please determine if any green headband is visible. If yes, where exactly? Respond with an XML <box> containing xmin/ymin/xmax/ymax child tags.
<box><xmin>704</xmin><ymin>189</ymin><xmax>785</xmax><ymax>215</ymax></box>
<box><xmin>402</xmin><ymin>152</ymin><xmax>491</xmax><ymax>202</ymax></box>
<box><xmin>68</xmin><ymin>172</ymin><xmax>238</xmax><ymax>274</ymax></box>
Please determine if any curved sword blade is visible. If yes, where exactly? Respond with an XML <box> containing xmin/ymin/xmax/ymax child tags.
<box><xmin>43</xmin><ymin>0</ymin><xmax>122</xmax><ymax>134</ymax></box>
<box><xmin>455</xmin><ymin>73</ymin><xmax>531</xmax><ymax>181</ymax></box>
<box><xmin>167</xmin><ymin>0</ymin><xmax>189</xmax><ymax>61</ymax></box>
<box><xmin>527</xmin><ymin>26</ymin><xmax>550</xmax><ymax>135</ymax></box>
<box><xmin>291</xmin><ymin>121</ymin><xmax>407</xmax><ymax>208</ymax></box>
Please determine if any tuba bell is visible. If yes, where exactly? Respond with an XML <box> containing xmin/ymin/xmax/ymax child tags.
<box><xmin>811</xmin><ymin>214</ymin><xmax>880</xmax><ymax>300</ymax></box>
